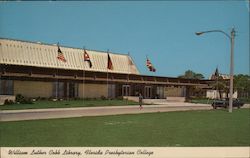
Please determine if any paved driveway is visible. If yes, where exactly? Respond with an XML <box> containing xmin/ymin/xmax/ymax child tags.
<box><xmin>0</xmin><ymin>103</ymin><xmax>249</xmax><ymax>122</ymax></box>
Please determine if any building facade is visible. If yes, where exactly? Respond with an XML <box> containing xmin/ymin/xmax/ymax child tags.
<box><xmin>0</xmin><ymin>38</ymin><xmax>209</xmax><ymax>101</ymax></box>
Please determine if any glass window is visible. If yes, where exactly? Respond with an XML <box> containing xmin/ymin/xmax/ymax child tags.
<box><xmin>0</xmin><ymin>79</ymin><xmax>14</xmax><ymax>95</ymax></box>
<box><xmin>122</xmin><ymin>85</ymin><xmax>130</xmax><ymax>96</ymax></box>
<box><xmin>144</xmin><ymin>86</ymin><xmax>152</xmax><ymax>99</ymax></box>
<box><xmin>52</xmin><ymin>82</ymin><xmax>64</xmax><ymax>98</ymax></box>
<box><xmin>69</xmin><ymin>82</ymin><xmax>78</xmax><ymax>98</ymax></box>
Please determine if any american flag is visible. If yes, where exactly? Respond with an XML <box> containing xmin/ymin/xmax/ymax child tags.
<box><xmin>84</xmin><ymin>49</ymin><xmax>92</xmax><ymax>68</ymax></box>
<box><xmin>146</xmin><ymin>58</ymin><xmax>156</xmax><ymax>72</ymax></box>
<box><xmin>57</xmin><ymin>44</ymin><xmax>66</xmax><ymax>62</ymax></box>
<box><xmin>107</xmin><ymin>53</ymin><xmax>113</xmax><ymax>70</ymax></box>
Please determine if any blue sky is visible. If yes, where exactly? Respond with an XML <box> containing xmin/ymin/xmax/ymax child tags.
<box><xmin>0</xmin><ymin>1</ymin><xmax>249</xmax><ymax>78</ymax></box>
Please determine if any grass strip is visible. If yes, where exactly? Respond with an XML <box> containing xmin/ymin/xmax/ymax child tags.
<box><xmin>1</xmin><ymin>109</ymin><xmax>249</xmax><ymax>146</ymax></box>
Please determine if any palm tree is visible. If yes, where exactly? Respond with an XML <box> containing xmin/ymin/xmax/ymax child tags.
<box><xmin>209</xmin><ymin>67</ymin><xmax>230</xmax><ymax>99</ymax></box>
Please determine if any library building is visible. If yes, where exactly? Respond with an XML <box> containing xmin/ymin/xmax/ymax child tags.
<box><xmin>0</xmin><ymin>38</ymin><xmax>210</xmax><ymax>102</ymax></box>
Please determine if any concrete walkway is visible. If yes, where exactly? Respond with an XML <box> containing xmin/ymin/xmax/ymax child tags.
<box><xmin>0</xmin><ymin>103</ymin><xmax>249</xmax><ymax>122</ymax></box>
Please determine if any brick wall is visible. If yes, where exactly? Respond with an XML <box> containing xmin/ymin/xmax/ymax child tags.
<box><xmin>14</xmin><ymin>81</ymin><xmax>53</xmax><ymax>98</ymax></box>
<box><xmin>78</xmin><ymin>83</ymin><xmax>107</xmax><ymax>98</ymax></box>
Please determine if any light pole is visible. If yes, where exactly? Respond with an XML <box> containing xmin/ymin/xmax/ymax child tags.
<box><xmin>196</xmin><ymin>28</ymin><xmax>235</xmax><ymax>113</ymax></box>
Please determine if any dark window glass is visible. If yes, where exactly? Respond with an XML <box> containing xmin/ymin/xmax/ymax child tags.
<box><xmin>0</xmin><ymin>79</ymin><xmax>14</xmax><ymax>95</ymax></box>
<box><xmin>52</xmin><ymin>82</ymin><xmax>64</xmax><ymax>98</ymax></box>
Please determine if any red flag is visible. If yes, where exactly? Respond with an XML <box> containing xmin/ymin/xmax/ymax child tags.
<box><xmin>84</xmin><ymin>50</ymin><xmax>92</xmax><ymax>68</ymax></box>
<box><xmin>146</xmin><ymin>58</ymin><xmax>156</xmax><ymax>72</ymax></box>
<box><xmin>57</xmin><ymin>44</ymin><xmax>66</xmax><ymax>62</ymax></box>
<box><xmin>107</xmin><ymin>53</ymin><xmax>113</xmax><ymax>70</ymax></box>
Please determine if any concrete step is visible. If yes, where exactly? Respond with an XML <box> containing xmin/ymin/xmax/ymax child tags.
<box><xmin>167</xmin><ymin>97</ymin><xmax>186</xmax><ymax>102</ymax></box>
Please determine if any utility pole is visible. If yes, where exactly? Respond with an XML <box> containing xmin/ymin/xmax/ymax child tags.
<box><xmin>229</xmin><ymin>28</ymin><xmax>235</xmax><ymax>113</ymax></box>
<box><xmin>196</xmin><ymin>28</ymin><xmax>235</xmax><ymax>113</ymax></box>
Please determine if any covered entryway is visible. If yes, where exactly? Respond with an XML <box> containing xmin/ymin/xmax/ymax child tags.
<box><xmin>108</xmin><ymin>84</ymin><xmax>116</xmax><ymax>98</ymax></box>
<box><xmin>144</xmin><ymin>86</ymin><xmax>152</xmax><ymax>99</ymax></box>
<box><xmin>53</xmin><ymin>82</ymin><xmax>78</xmax><ymax>99</ymax></box>
<box><xmin>156</xmin><ymin>86</ymin><xmax>165</xmax><ymax>99</ymax></box>
<box><xmin>122</xmin><ymin>85</ymin><xmax>130</xmax><ymax>96</ymax></box>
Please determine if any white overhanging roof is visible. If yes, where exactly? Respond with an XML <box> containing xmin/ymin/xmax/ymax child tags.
<box><xmin>0</xmin><ymin>38</ymin><xmax>140</xmax><ymax>74</ymax></box>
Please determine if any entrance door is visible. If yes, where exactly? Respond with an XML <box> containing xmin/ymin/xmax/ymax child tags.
<box><xmin>156</xmin><ymin>86</ymin><xmax>165</xmax><ymax>99</ymax></box>
<box><xmin>53</xmin><ymin>82</ymin><xmax>78</xmax><ymax>99</ymax></box>
<box><xmin>68</xmin><ymin>82</ymin><xmax>78</xmax><ymax>98</ymax></box>
<box><xmin>53</xmin><ymin>82</ymin><xmax>64</xmax><ymax>99</ymax></box>
<box><xmin>144</xmin><ymin>86</ymin><xmax>152</xmax><ymax>99</ymax></box>
<box><xmin>108</xmin><ymin>84</ymin><xmax>116</xmax><ymax>98</ymax></box>
<box><xmin>122</xmin><ymin>85</ymin><xmax>130</xmax><ymax>96</ymax></box>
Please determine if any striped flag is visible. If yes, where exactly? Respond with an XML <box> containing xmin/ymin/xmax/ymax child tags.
<box><xmin>84</xmin><ymin>49</ymin><xmax>92</xmax><ymax>68</ymax></box>
<box><xmin>57</xmin><ymin>44</ymin><xmax>66</xmax><ymax>62</ymax></box>
<box><xmin>146</xmin><ymin>57</ymin><xmax>156</xmax><ymax>72</ymax></box>
<box><xmin>107</xmin><ymin>53</ymin><xmax>113</xmax><ymax>70</ymax></box>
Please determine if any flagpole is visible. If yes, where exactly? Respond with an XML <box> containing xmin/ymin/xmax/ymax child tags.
<box><xmin>83</xmin><ymin>47</ymin><xmax>86</xmax><ymax>103</ymax></box>
<box><xmin>56</xmin><ymin>42</ymin><xmax>59</xmax><ymax>101</ymax></box>
<box><xmin>107</xmin><ymin>49</ymin><xmax>109</xmax><ymax>99</ymax></box>
<box><xmin>56</xmin><ymin>43</ymin><xmax>67</xmax><ymax>100</ymax></box>
<box><xmin>216</xmin><ymin>66</ymin><xmax>219</xmax><ymax>99</ymax></box>
<box><xmin>127</xmin><ymin>52</ymin><xmax>130</xmax><ymax>105</ymax></box>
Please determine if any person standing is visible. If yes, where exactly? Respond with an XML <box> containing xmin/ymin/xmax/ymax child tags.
<box><xmin>139</xmin><ymin>93</ymin><xmax>143</xmax><ymax>110</ymax></box>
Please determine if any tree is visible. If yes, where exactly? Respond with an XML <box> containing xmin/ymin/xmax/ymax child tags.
<box><xmin>178</xmin><ymin>70</ymin><xmax>205</xmax><ymax>80</ymax></box>
<box><xmin>210</xmin><ymin>76</ymin><xmax>229</xmax><ymax>99</ymax></box>
<box><xmin>178</xmin><ymin>70</ymin><xmax>205</xmax><ymax>98</ymax></box>
<box><xmin>234</xmin><ymin>74</ymin><xmax>250</xmax><ymax>98</ymax></box>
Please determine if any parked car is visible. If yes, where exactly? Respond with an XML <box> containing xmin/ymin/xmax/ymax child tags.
<box><xmin>211</xmin><ymin>98</ymin><xmax>244</xmax><ymax>109</ymax></box>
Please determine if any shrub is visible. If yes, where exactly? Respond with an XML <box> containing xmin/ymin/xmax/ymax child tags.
<box><xmin>100</xmin><ymin>96</ymin><xmax>106</xmax><ymax>100</ymax></box>
<box><xmin>21</xmin><ymin>98</ymin><xmax>33</xmax><ymax>104</ymax></box>
<box><xmin>116</xmin><ymin>96</ymin><xmax>124</xmax><ymax>100</ymax></box>
<box><xmin>15</xmin><ymin>94</ymin><xmax>33</xmax><ymax>104</ymax></box>
<box><xmin>73</xmin><ymin>97</ymin><xmax>81</xmax><ymax>100</ymax></box>
<box><xmin>84</xmin><ymin>97</ymin><xmax>91</xmax><ymax>101</ymax></box>
<box><xmin>40</xmin><ymin>97</ymin><xmax>47</xmax><ymax>100</ymax></box>
<box><xmin>4</xmin><ymin>99</ymin><xmax>14</xmax><ymax>105</ymax></box>
<box><xmin>16</xmin><ymin>94</ymin><xmax>25</xmax><ymax>103</ymax></box>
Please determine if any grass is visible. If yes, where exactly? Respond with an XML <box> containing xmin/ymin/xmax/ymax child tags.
<box><xmin>0</xmin><ymin>99</ymin><xmax>138</xmax><ymax>110</ymax></box>
<box><xmin>190</xmin><ymin>97</ymin><xmax>250</xmax><ymax>104</ymax></box>
<box><xmin>0</xmin><ymin>109</ymin><xmax>249</xmax><ymax>147</ymax></box>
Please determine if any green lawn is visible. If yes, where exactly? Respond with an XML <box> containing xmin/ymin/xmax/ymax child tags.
<box><xmin>190</xmin><ymin>97</ymin><xmax>250</xmax><ymax>104</ymax></box>
<box><xmin>1</xmin><ymin>109</ymin><xmax>249</xmax><ymax>147</ymax></box>
<box><xmin>0</xmin><ymin>99</ymin><xmax>138</xmax><ymax>110</ymax></box>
